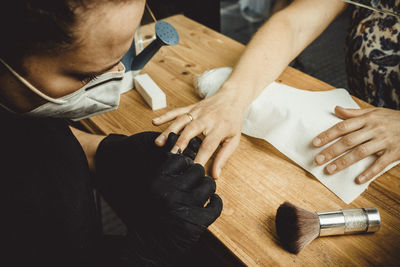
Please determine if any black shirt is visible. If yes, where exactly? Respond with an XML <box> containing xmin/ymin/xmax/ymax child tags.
<box><xmin>1</xmin><ymin>108</ymin><xmax>101</xmax><ymax>266</ymax></box>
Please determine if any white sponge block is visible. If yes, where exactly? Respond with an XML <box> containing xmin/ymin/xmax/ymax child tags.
<box><xmin>134</xmin><ymin>74</ymin><xmax>167</xmax><ymax>110</ymax></box>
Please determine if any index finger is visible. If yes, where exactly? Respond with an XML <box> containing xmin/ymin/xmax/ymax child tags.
<box><xmin>152</xmin><ymin>105</ymin><xmax>194</xmax><ymax>126</ymax></box>
<box><xmin>312</xmin><ymin>117</ymin><xmax>365</xmax><ymax>147</ymax></box>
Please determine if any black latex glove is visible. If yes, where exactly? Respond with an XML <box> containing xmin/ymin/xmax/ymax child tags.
<box><xmin>120</xmin><ymin>153</ymin><xmax>223</xmax><ymax>267</ymax></box>
<box><xmin>95</xmin><ymin>131</ymin><xmax>223</xmax><ymax>266</ymax></box>
<box><xmin>95</xmin><ymin>131</ymin><xmax>202</xmax><ymax>227</ymax></box>
<box><xmin>96</xmin><ymin>131</ymin><xmax>201</xmax><ymax>176</ymax></box>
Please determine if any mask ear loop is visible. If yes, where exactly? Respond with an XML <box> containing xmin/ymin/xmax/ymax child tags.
<box><xmin>146</xmin><ymin>2</ymin><xmax>157</xmax><ymax>22</ymax></box>
<box><xmin>0</xmin><ymin>58</ymin><xmax>67</xmax><ymax>104</ymax></box>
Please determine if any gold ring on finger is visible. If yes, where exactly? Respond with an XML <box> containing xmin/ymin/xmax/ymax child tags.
<box><xmin>186</xmin><ymin>112</ymin><xmax>194</xmax><ymax>122</ymax></box>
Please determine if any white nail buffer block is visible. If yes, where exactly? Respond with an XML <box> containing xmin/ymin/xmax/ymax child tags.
<box><xmin>134</xmin><ymin>73</ymin><xmax>167</xmax><ymax>110</ymax></box>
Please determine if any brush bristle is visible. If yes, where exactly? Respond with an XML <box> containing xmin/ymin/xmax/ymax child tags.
<box><xmin>275</xmin><ymin>202</ymin><xmax>320</xmax><ymax>254</ymax></box>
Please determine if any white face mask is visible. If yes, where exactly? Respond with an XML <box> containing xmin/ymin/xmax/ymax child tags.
<box><xmin>0</xmin><ymin>58</ymin><xmax>126</xmax><ymax>121</ymax></box>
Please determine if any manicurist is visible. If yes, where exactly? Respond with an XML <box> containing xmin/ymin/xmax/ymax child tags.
<box><xmin>0</xmin><ymin>1</ymin><xmax>222</xmax><ymax>266</ymax></box>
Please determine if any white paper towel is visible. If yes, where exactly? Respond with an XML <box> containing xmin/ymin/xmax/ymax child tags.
<box><xmin>195</xmin><ymin>67</ymin><xmax>400</xmax><ymax>204</ymax></box>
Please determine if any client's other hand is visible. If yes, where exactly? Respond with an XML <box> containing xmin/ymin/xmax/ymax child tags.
<box><xmin>313</xmin><ymin>106</ymin><xmax>400</xmax><ymax>184</ymax></box>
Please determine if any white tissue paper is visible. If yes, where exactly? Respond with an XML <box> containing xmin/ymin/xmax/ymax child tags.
<box><xmin>194</xmin><ymin>67</ymin><xmax>400</xmax><ymax>204</ymax></box>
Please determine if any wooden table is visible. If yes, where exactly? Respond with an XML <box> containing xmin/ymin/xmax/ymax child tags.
<box><xmin>82</xmin><ymin>15</ymin><xmax>400</xmax><ymax>266</ymax></box>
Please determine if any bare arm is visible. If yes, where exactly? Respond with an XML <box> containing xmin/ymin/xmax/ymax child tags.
<box><xmin>221</xmin><ymin>0</ymin><xmax>347</xmax><ymax>106</ymax></box>
<box><xmin>153</xmin><ymin>0</ymin><xmax>347</xmax><ymax>178</ymax></box>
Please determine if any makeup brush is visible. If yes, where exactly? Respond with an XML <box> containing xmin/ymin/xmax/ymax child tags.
<box><xmin>275</xmin><ymin>202</ymin><xmax>381</xmax><ymax>254</ymax></box>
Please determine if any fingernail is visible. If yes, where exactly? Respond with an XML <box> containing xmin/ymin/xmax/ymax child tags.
<box><xmin>313</xmin><ymin>137</ymin><xmax>321</xmax><ymax>146</ymax></box>
<box><xmin>357</xmin><ymin>175</ymin><xmax>366</xmax><ymax>184</ymax></box>
<box><xmin>315</xmin><ymin>154</ymin><xmax>325</xmax><ymax>164</ymax></box>
<box><xmin>171</xmin><ymin>145</ymin><xmax>180</xmax><ymax>154</ymax></box>
<box><xmin>153</xmin><ymin>117</ymin><xmax>160</xmax><ymax>122</ymax></box>
<box><xmin>327</xmin><ymin>164</ymin><xmax>337</xmax><ymax>174</ymax></box>
<box><xmin>155</xmin><ymin>135</ymin><xmax>165</xmax><ymax>145</ymax></box>
<box><xmin>215</xmin><ymin>168</ymin><xmax>221</xmax><ymax>179</ymax></box>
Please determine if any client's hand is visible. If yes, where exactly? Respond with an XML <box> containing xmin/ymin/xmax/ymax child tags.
<box><xmin>152</xmin><ymin>91</ymin><xmax>245</xmax><ymax>178</ymax></box>
<box><xmin>312</xmin><ymin>106</ymin><xmax>400</xmax><ymax>184</ymax></box>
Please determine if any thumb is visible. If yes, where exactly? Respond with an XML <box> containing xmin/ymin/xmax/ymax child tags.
<box><xmin>334</xmin><ymin>106</ymin><xmax>373</xmax><ymax>120</ymax></box>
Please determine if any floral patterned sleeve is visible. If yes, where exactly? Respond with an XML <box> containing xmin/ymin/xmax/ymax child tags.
<box><xmin>346</xmin><ymin>0</ymin><xmax>400</xmax><ymax>109</ymax></box>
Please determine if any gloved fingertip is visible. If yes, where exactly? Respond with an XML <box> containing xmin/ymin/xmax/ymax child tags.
<box><xmin>182</xmin><ymin>149</ymin><xmax>196</xmax><ymax>160</ymax></box>
<box><xmin>188</xmin><ymin>137</ymin><xmax>202</xmax><ymax>151</ymax></box>
<box><xmin>185</xmin><ymin>156</ymin><xmax>194</xmax><ymax>165</ymax></box>
<box><xmin>162</xmin><ymin>152</ymin><xmax>191</xmax><ymax>174</ymax></box>
<box><xmin>200</xmin><ymin>194</ymin><xmax>223</xmax><ymax>226</ymax></box>
<box><xmin>205</xmin><ymin>176</ymin><xmax>217</xmax><ymax>193</ymax></box>
<box><xmin>175</xmin><ymin>162</ymin><xmax>204</xmax><ymax>190</ymax></box>
<box><xmin>164</xmin><ymin>132</ymin><xmax>179</xmax><ymax>150</ymax></box>
<box><xmin>208</xmin><ymin>194</ymin><xmax>223</xmax><ymax>213</ymax></box>
<box><xmin>165</xmin><ymin>152</ymin><xmax>182</xmax><ymax>160</ymax></box>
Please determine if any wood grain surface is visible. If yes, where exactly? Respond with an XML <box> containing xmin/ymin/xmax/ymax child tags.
<box><xmin>82</xmin><ymin>15</ymin><xmax>400</xmax><ymax>266</ymax></box>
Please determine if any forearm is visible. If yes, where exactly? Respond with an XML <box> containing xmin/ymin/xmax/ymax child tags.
<box><xmin>219</xmin><ymin>13</ymin><xmax>295</xmax><ymax>108</ymax></box>
<box><xmin>219</xmin><ymin>0</ymin><xmax>347</xmax><ymax>109</ymax></box>
<box><xmin>69</xmin><ymin>126</ymin><xmax>106</xmax><ymax>173</ymax></box>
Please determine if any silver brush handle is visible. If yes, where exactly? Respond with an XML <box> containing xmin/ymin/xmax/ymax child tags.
<box><xmin>317</xmin><ymin>208</ymin><xmax>381</xmax><ymax>236</ymax></box>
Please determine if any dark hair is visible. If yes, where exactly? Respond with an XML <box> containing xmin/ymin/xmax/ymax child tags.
<box><xmin>0</xmin><ymin>0</ymin><xmax>131</xmax><ymax>62</ymax></box>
